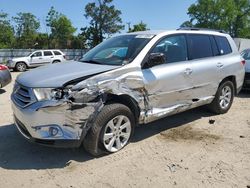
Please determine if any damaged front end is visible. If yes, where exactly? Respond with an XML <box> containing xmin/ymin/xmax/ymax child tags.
<box><xmin>11</xmin><ymin>68</ymin><xmax>150</xmax><ymax>147</ymax></box>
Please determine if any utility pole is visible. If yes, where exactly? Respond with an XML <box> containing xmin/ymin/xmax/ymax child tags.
<box><xmin>126</xmin><ymin>22</ymin><xmax>131</xmax><ymax>32</ymax></box>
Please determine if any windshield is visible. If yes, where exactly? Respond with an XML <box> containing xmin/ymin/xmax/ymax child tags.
<box><xmin>80</xmin><ymin>34</ymin><xmax>154</xmax><ymax>66</ymax></box>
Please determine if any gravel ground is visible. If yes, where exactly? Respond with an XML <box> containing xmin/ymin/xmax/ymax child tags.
<box><xmin>0</xmin><ymin>72</ymin><xmax>249</xmax><ymax>188</ymax></box>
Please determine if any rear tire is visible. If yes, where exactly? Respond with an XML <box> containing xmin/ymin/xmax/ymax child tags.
<box><xmin>208</xmin><ymin>80</ymin><xmax>234</xmax><ymax>114</ymax></box>
<box><xmin>83</xmin><ymin>103</ymin><xmax>135</xmax><ymax>156</ymax></box>
<box><xmin>15</xmin><ymin>62</ymin><xmax>27</xmax><ymax>72</ymax></box>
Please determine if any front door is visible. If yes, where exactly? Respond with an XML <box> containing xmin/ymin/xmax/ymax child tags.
<box><xmin>142</xmin><ymin>34</ymin><xmax>194</xmax><ymax>121</ymax></box>
<box><xmin>30</xmin><ymin>51</ymin><xmax>43</xmax><ymax>67</ymax></box>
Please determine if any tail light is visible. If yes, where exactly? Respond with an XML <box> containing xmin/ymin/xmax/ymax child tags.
<box><xmin>241</xmin><ymin>60</ymin><xmax>246</xmax><ymax>66</ymax></box>
<box><xmin>0</xmin><ymin>65</ymin><xmax>8</xmax><ymax>70</ymax></box>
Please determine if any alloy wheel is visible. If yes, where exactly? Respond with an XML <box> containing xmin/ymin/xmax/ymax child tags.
<box><xmin>219</xmin><ymin>85</ymin><xmax>232</xmax><ymax>109</ymax></box>
<box><xmin>103</xmin><ymin>115</ymin><xmax>131</xmax><ymax>152</ymax></box>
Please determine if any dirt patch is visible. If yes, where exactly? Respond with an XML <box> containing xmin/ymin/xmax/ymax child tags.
<box><xmin>159</xmin><ymin>125</ymin><xmax>221</xmax><ymax>142</ymax></box>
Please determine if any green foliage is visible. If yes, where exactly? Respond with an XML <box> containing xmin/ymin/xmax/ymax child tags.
<box><xmin>82</xmin><ymin>0</ymin><xmax>124</xmax><ymax>47</ymax></box>
<box><xmin>0</xmin><ymin>12</ymin><xmax>15</xmax><ymax>48</ymax></box>
<box><xmin>182</xmin><ymin>0</ymin><xmax>250</xmax><ymax>38</ymax></box>
<box><xmin>128</xmin><ymin>21</ymin><xmax>148</xmax><ymax>33</ymax></box>
<box><xmin>13</xmin><ymin>12</ymin><xmax>40</xmax><ymax>48</ymax></box>
<box><xmin>35</xmin><ymin>33</ymin><xmax>49</xmax><ymax>49</ymax></box>
<box><xmin>46</xmin><ymin>7</ymin><xmax>76</xmax><ymax>48</ymax></box>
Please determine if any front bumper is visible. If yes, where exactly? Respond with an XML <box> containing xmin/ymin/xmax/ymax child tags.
<box><xmin>11</xmin><ymin>95</ymin><xmax>101</xmax><ymax>148</ymax></box>
<box><xmin>6</xmin><ymin>61</ymin><xmax>15</xmax><ymax>69</ymax></box>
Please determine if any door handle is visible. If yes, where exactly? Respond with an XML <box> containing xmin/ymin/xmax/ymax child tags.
<box><xmin>217</xmin><ymin>62</ymin><xmax>224</xmax><ymax>68</ymax></box>
<box><xmin>184</xmin><ymin>68</ymin><xmax>193</xmax><ymax>75</ymax></box>
<box><xmin>39</xmin><ymin>57</ymin><xmax>43</xmax><ymax>59</ymax></box>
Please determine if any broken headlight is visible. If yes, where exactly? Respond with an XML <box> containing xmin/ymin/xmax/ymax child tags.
<box><xmin>33</xmin><ymin>88</ymin><xmax>70</xmax><ymax>101</ymax></box>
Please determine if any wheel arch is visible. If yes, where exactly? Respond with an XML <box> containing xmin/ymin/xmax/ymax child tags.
<box><xmin>219</xmin><ymin>75</ymin><xmax>237</xmax><ymax>95</ymax></box>
<box><xmin>52</xmin><ymin>59</ymin><xmax>61</xmax><ymax>63</ymax></box>
<box><xmin>105</xmin><ymin>94</ymin><xmax>141</xmax><ymax>124</ymax></box>
<box><xmin>15</xmin><ymin>61</ymin><xmax>28</xmax><ymax>67</ymax></box>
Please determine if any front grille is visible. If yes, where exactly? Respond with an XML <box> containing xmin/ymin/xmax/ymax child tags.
<box><xmin>12</xmin><ymin>82</ymin><xmax>36</xmax><ymax>108</ymax></box>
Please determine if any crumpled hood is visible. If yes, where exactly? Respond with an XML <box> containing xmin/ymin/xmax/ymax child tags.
<box><xmin>17</xmin><ymin>61</ymin><xmax>119</xmax><ymax>88</ymax></box>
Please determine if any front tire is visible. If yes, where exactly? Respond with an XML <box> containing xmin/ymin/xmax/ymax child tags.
<box><xmin>208</xmin><ymin>80</ymin><xmax>234</xmax><ymax>114</ymax></box>
<box><xmin>15</xmin><ymin>62</ymin><xmax>27</xmax><ymax>72</ymax></box>
<box><xmin>83</xmin><ymin>103</ymin><xmax>135</xmax><ymax>156</ymax></box>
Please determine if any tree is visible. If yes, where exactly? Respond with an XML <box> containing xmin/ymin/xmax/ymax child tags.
<box><xmin>13</xmin><ymin>12</ymin><xmax>40</xmax><ymax>48</ymax></box>
<box><xmin>82</xmin><ymin>0</ymin><xmax>124</xmax><ymax>47</ymax></box>
<box><xmin>128</xmin><ymin>21</ymin><xmax>148</xmax><ymax>33</ymax></box>
<box><xmin>182</xmin><ymin>0</ymin><xmax>250</xmax><ymax>38</ymax></box>
<box><xmin>0</xmin><ymin>12</ymin><xmax>15</xmax><ymax>48</ymax></box>
<box><xmin>46</xmin><ymin>6</ymin><xmax>76</xmax><ymax>48</ymax></box>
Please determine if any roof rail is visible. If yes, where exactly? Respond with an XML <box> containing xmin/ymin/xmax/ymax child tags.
<box><xmin>177</xmin><ymin>27</ymin><xmax>227</xmax><ymax>34</ymax></box>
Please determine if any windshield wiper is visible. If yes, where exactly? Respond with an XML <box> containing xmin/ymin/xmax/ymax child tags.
<box><xmin>80</xmin><ymin>60</ymin><xmax>102</xmax><ymax>65</ymax></box>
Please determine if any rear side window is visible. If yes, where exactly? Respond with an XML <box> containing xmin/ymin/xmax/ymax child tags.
<box><xmin>187</xmin><ymin>34</ymin><xmax>213</xmax><ymax>60</ymax></box>
<box><xmin>53</xmin><ymin>51</ymin><xmax>62</xmax><ymax>55</ymax></box>
<box><xmin>214</xmin><ymin>36</ymin><xmax>232</xmax><ymax>55</ymax></box>
<box><xmin>44</xmin><ymin>51</ymin><xmax>53</xmax><ymax>56</ymax></box>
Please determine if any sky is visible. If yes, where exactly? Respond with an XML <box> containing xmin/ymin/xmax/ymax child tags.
<box><xmin>0</xmin><ymin>0</ymin><xmax>197</xmax><ymax>34</ymax></box>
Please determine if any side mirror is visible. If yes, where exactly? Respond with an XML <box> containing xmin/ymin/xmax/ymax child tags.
<box><xmin>144</xmin><ymin>53</ymin><xmax>166</xmax><ymax>69</ymax></box>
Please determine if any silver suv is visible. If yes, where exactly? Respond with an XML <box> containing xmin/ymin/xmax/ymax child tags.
<box><xmin>7</xmin><ymin>50</ymin><xmax>65</xmax><ymax>72</ymax></box>
<box><xmin>11</xmin><ymin>29</ymin><xmax>245</xmax><ymax>156</ymax></box>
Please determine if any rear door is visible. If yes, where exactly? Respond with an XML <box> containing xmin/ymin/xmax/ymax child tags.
<box><xmin>43</xmin><ymin>51</ymin><xmax>54</xmax><ymax>64</ymax></box>
<box><xmin>186</xmin><ymin>34</ymin><xmax>220</xmax><ymax>99</ymax></box>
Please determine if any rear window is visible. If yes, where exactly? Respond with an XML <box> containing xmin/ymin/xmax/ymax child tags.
<box><xmin>214</xmin><ymin>36</ymin><xmax>232</xmax><ymax>55</ymax></box>
<box><xmin>44</xmin><ymin>51</ymin><xmax>53</xmax><ymax>56</ymax></box>
<box><xmin>187</xmin><ymin>34</ymin><xmax>213</xmax><ymax>60</ymax></box>
<box><xmin>53</xmin><ymin>51</ymin><xmax>62</xmax><ymax>55</ymax></box>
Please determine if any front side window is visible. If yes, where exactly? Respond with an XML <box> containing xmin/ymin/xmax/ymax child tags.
<box><xmin>31</xmin><ymin>51</ymin><xmax>42</xmax><ymax>57</ymax></box>
<box><xmin>44</xmin><ymin>51</ymin><xmax>53</xmax><ymax>56</ymax></box>
<box><xmin>214</xmin><ymin>36</ymin><xmax>232</xmax><ymax>55</ymax></box>
<box><xmin>80</xmin><ymin>34</ymin><xmax>154</xmax><ymax>66</ymax></box>
<box><xmin>187</xmin><ymin>34</ymin><xmax>213</xmax><ymax>60</ymax></box>
<box><xmin>151</xmin><ymin>35</ymin><xmax>188</xmax><ymax>63</ymax></box>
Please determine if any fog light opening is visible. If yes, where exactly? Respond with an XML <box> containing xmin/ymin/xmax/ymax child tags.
<box><xmin>49</xmin><ymin>127</ymin><xmax>59</xmax><ymax>137</ymax></box>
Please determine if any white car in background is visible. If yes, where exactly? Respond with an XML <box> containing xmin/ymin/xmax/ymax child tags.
<box><xmin>241</xmin><ymin>48</ymin><xmax>250</xmax><ymax>88</ymax></box>
<box><xmin>7</xmin><ymin>50</ymin><xmax>66</xmax><ymax>72</ymax></box>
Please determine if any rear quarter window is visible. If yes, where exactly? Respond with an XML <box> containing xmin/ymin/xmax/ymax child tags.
<box><xmin>53</xmin><ymin>51</ymin><xmax>62</xmax><ymax>55</ymax></box>
<box><xmin>187</xmin><ymin>34</ymin><xmax>213</xmax><ymax>60</ymax></box>
<box><xmin>214</xmin><ymin>36</ymin><xmax>232</xmax><ymax>55</ymax></box>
